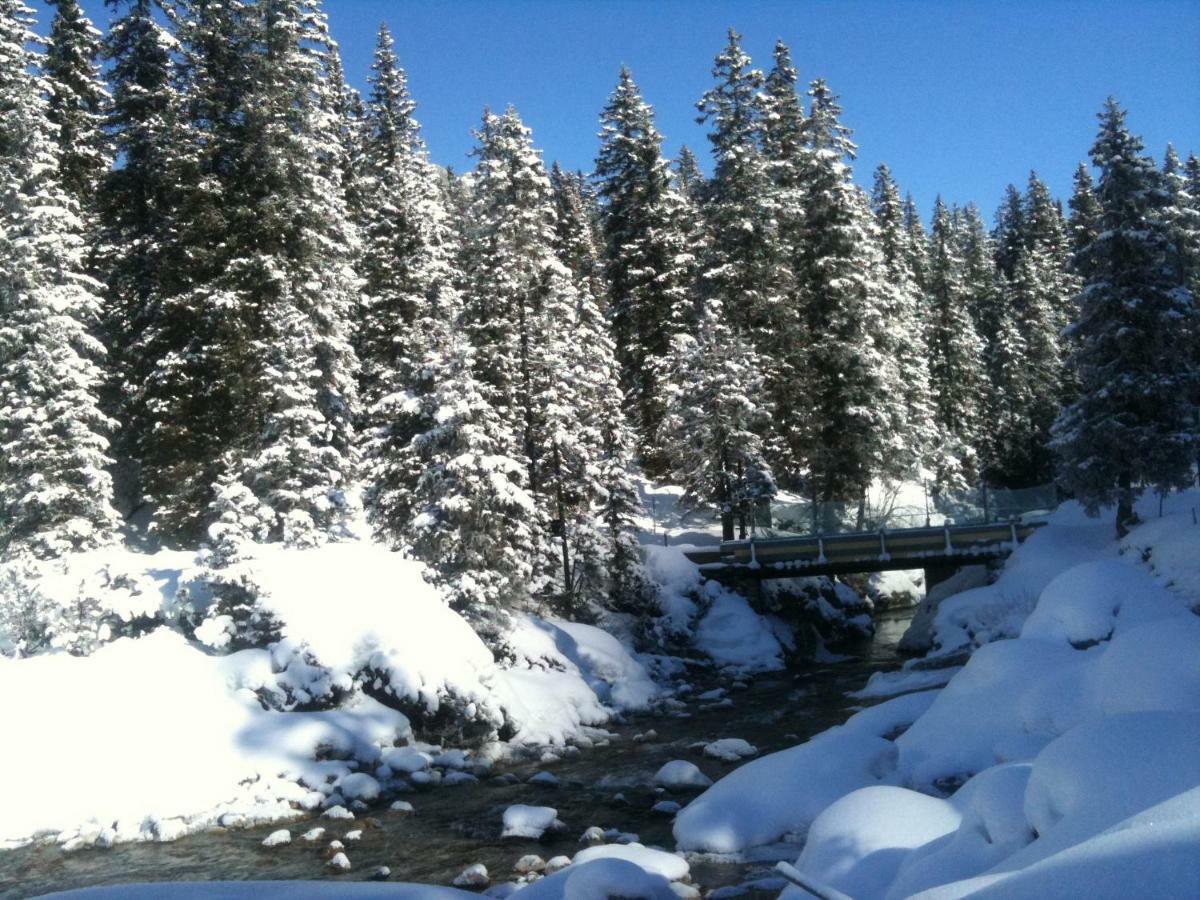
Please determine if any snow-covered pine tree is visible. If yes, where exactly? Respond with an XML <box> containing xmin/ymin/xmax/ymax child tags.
<box><xmin>1067</xmin><ymin>162</ymin><xmax>1103</xmax><ymax>277</ymax></box>
<box><xmin>871</xmin><ymin>164</ymin><xmax>937</xmax><ymax>482</ymax></box>
<box><xmin>695</xmin><ymin>30</ymin><xmax>782</xmax><ymax>365</ymax></box>
<box><xmin>993</xmin><ymin>183</ymin><xmax>1026</xmax><ymax>280</ymax></box>
<box><xmin>550</xmin><ymin>164</ymin><xmax>652</xmax><ymax>616</ymax></box>
<box><xmin>902</xmin><ymin>193</ymin><xmax>930</xmax><ymax>292</ymax></box>
<box><xmin>595</xmin><ymin>67</ymin><xmax>698</xmax><ymax>473</ymax></box>
<box><xmin>1052</xmin><ymin>99</ymin><xmax>1200</xmax><ymax>536</ymax></box>
<box><xmin>661</xmin><ymin>298</ymin><xmax>775</xmax><ymax>542</ymax></box>
<box><xmin>0</xmin><ymin>0</ymin><xmax>119</xmax><ymax>560</ymax></box>
<box><xmin>42</xmin><ymin>0</ymin><xmax>109</xmax><ymax>216</ymax></box>
<box><xmin>788</xmin><ymin>79</ymin><xmax>893</xmax><ymax>503</ymax></box>
<box><xmin>98</xmin><ymin>0</ymin><xmax>187</xmax><ymax>510</ymax></box>
<box><xmin>1162</xmin><ymin>145</ymin><xmax>1200</xmax><ymax>293</ymax></box>
<box><xmin>957</xmin><ymin>203</ymin><xmax>1001</xmax><ymax>350</ymax></box>
<box><xmin>356</xmin><ymin>24</ymin><xmax>463</xmax><ymax>544</ymax></box>
<box><xmin>397</xmin><ymin>324</ymin><xmax>536</xmax><ymax>642</ymax></box>
<box><xmin>672</xmin><ymin>143</ymin><xmax>705</xmax><ymax>203</ymax></box>
<box><xmin>925</xmin><ymin>196</ymin><xmax>985</xmax><ymax>490</ymax></box>
<box><xmin>550</xmin><ymin>163</ymin><xmax>608</xmax><ymax>311</ymax></box>
<box><xmin>1024</xmin><ymin>171</ymin><xmax>1076</xmax><ymax>334</ymax></box>
<box><xmin>206</xmin><ymin>0</ymin><xmax>360</xmax><ymax>548</ymax></box>
<box><xmin>986</xmin><ymin>245</ymin><xmax>1063</xmax><ymax>487</ymax></box>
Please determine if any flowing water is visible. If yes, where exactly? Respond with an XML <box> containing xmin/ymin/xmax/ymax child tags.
<box><xmin>2</xmin><ymin>610</ymin><xmax>914</xmax><ymax>899</ymax></box>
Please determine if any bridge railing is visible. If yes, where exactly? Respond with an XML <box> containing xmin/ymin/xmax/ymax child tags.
<box><xmin>758</xmin><ymin>483</ymin><xmax>1058</xmax><ymax>539</ymax></box>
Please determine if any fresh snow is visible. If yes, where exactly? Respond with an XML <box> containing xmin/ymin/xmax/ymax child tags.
<box><xmin>0</xmin><ymin>539</ymin><xmax>662</xmax><ymax>849</ymax></box>
<box><xmin>572</xmin><ymin>842</ymin><xmax>690</xmax><ymax>881</ymax></box>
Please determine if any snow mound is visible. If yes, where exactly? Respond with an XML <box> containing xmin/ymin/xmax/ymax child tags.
<box><xmin>703</xmin><ymin>738</ymin><xmax>758</xmax><ymax>761</ymax></box>
<box><xmin>516</xmin><ymin>858</ymin><xmax>676</xmax><ymax>899</ymax></box>
<box><xmin>693</xmin><ymin>590</ymin><xmax>785</xmax><ymax>671</ymax></box>
<box><xmin>501</xmin><ymin>804</ymin><xmax>560</xmax><ymax>840</ymax></box>
<box><xmin>783</xmin><ymin>786</ymin><xmax>961</xmax><ymax>899</ymax></box>
<box><xmin>653</xmin><ymin>760</ymin><xmax>712</xmax><ymax>790</ymax></box>
<box><xmin>572</xmin><ymin>843</ymin><xmax>690</xmax><ymax>882</ymax></box>
<box><xmin>0</xmin><ymin>629</ymin><xmax>407</xmax><ymax>848</ymax></box>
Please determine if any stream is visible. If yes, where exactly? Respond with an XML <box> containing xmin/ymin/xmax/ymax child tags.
<box><xmin>3</xmin><ymin>609</ymin><xmax>915</xmax><ymax>899</ymax></box>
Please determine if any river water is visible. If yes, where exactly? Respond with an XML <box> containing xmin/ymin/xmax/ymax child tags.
<box><xmin>3</xmin><ymin>610</ymin><xmax>914</xmax><ymax>899</ymax></box>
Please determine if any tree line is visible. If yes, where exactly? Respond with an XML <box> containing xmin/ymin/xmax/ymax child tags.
<box><xmin>2</xmin><ymin>2</ymin><xmax>1197</xmax><ymax>648</ymax></box>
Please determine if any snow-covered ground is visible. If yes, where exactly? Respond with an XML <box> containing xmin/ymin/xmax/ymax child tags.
<box><xmin>0</xmin><ymin>540</ymin><xmax>660</xmax><ymax>851</ymax></box>
<box><xmin>675</xmin><ymin>489</ymin><xmax>1200</xmax><ymax>899</ymax></box>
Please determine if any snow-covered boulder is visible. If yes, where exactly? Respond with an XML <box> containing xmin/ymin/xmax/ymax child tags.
<box><xmin>702</xmin><ymin>738</ymin><xmax>758</xmax><ymax>761</ymax></box>
<box><xmin>260</xmin><ymin>829</ymin><xmax>290</xmax><ymax>847</ymax></box>
<box><xmin>453</xmin><ymin>863</ymin><xmax>489</xmax><ymax>887</ymax></box>
<box><xmin>515</xmin><ymin>858</ymin><xmax>675</xmax><ymax>900</ymax></box>
<box><xmin>653</xmin><ymin>760</ymin><xmax>712</xmax><ymax>790</ymax></box>
<box><xmin>337</xmin><ymin>773</ymin><xmax>380</xmax><ymax>803</ymax></box>
<box><xmin>501</xmin><ymin>805</ymin><xmax>562</xmax><ymax>840</ymax></box>
<box><xmin>572</xmin><ymin>843</ymin><xmax>689</xmax><ymax>882</ymax></box>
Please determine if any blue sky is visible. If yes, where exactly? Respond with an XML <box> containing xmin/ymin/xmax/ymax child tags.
<box><xmin>72</xmin><ymin>0</ymin><xmax>1199</xmax><ymax>221</ymax></box>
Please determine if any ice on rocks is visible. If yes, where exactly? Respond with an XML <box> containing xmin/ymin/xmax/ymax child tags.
<box><xmin>653</xmin><ymin>760</ymin><xmax>712</xmax><ymax>790</ymax></box>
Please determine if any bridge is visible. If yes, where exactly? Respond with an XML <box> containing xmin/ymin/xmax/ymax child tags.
<box><xmin>682</xmin><ymin>483</ymin><xmax>1055</xmax><ymax>589</ymax></box>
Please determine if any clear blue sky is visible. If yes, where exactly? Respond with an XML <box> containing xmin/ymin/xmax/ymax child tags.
<box><xmin>71</xmin><ymin>0</ymin><xmax>1199</xmax><ymax>221</ymax></box>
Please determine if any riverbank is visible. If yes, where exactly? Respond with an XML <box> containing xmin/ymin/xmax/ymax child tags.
<box><xmin>1</xmin><ymin>612</ymin><xmax>914</xmax><ymax>898</ymax></box>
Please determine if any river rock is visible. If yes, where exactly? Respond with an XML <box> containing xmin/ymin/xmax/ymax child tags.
<box><xmin>339</xmin><ymin>773</ymin><xmax>381</xmax><ymax>803</ymax></box>
<box><xmin>653</xmin><ymin>760</ymin><xmax>713</xmax><ymax>790</ymax></box>
<box><xmin>443</xmin><ymin>771</ymin><xmax>479</xmax><ymax>786</ymax></box>
<box><xmin>368</xmin><ymin>866</ymin><xmax>391</xmax><ymax>881</ymax></box>
<box><xmin>528</xmin><ymin>771</ymin><xmax>559</xmax><ymax>787</ymax></box>
<box><xmin>382</xmin><ymin>747</ymin><xmax>433</xmax><ymax>774</ymax></box>
<box><xmin>579</xmin><ymin>825</ymin><xmax>606</xmax><ymax>845</ymax></box>
<box><xmin>652</xmin><ymin>800</ymin><xmax>682</xmax><ymax>816</ymax></box>
<box><xmin>301</xmin><ymin>827</ymin><xmax>325</xmax><ymax>842</ymax></box>
<box><xmin>501</xmin><ymin>805</ymin><xmax>562</xmax><ymax>840</ymax></box>
<box><xmin>453</xmin><ymin>863</ymin><xmax>489</xmax><ymax>887</ymax></box>
<box><xmin>703</xmin><ymin>738</ymin><xmax>758</xmax><ymax>762</ymax></box>
<box><xmin>433</xmin><ymin>749</ymin><xmax>469</xmax><ymax>770</ymax></box>
<box><xmin>261</xmin><ymin>829</ymin><xmax>291</xmax><ymax>847</ymax></box>
<box><xmin>323</xmin><ymin>805</ymin><xmax>354</xmax><ymax>820</ymax></box>
<box><xmin>633</xmin><ymin>730</ymin><xmax>658</xmax><ymax>743</ymax></box>
<box><xmin>343</xmin><ymin>830</ymin><xmax>362</xmax><ymax>842</ymax></box>
<box><xmin>389</xmin><ymin>800</ymin><xmax>414</xmax><ymax>815</ymax></box>
<box><xmin>326</xmin><ymin>851</ymin><xmax>351</xmax><ymax>872</ymax></box>
<box><xmin>671</xmin><ymin>883</ymin><xmax>702</xmax><ymax>898</ymax></box>
<box><xmin>513</xmin><ymin>854</ymin><xmax>545</xmax><ymax>874</ymax></box>
<box><xmin>544</xmin><ymin>855</ymin><xmax>572</xmax><ymax>874</ymax></box>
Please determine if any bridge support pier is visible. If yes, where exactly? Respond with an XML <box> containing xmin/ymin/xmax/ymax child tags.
<box><xmin>923</xmin><ymin>564</ymin><xmax>960</xmax><ymax>594</ymax></box>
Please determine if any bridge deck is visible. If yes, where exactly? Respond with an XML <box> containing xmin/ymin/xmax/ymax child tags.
<box><xmin>683</xmin><ymin>520</ymin><xmax>1045</xmax><ymax>580</ymax></box>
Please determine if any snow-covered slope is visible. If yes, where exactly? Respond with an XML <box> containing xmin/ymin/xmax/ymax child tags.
<box><xmin>675</xmin><ymin>490</ymin><xmax>1200</xmax><ymax>899</ymax></box>
<box><xmin>0</xmin><ymin>540</ymin><xmax>659</xmax><ymax>850</ymax></box>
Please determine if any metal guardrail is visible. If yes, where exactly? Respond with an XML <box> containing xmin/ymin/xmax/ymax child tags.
<box><xmin>760</xmin><ymin>483</ymin><xmax>1058</xmax><ymax>539</ymax></box>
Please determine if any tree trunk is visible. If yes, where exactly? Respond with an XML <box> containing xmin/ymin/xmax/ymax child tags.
<box><xmin>1115</xmin><ymin>469</ymin><xmax>1135</xmax><ymax>538</ymax></box>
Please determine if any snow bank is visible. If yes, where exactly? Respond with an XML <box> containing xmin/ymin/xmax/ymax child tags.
<box><xmin>1</xmin><ymin>539</ymin><xmax>664</xmax><ymax>848</ymax></box>
<box><xmin>45</xmin><ymin>886</ymin><xmax>475</xmax><ymax>899</ymax></box>
<box><xmin>784</xmin><ymin>786</ymin><xmax>961</xmax><ymax>899</ymax></box>
<box><xmin>767</xmin><ymin>492</ymin><xmax>1200</xmax><ymax>898</ymax></box>
<box><xmin>572</xmin><ymin>843</ymin><xmax>690</xmax><ymax>881</ymax></box>
<box><xmin>0</xmin><ymin>629</ymin><xmax>408</xmax><ymax>848</ymax></box>
<box><xmin>693</xmin><ymin>589</ymin><xmax>786</xmax><ymax>671</ymax></box>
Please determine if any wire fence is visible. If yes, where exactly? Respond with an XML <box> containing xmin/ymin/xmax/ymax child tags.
<box><xmin>758</xmin><ymin>483</ymin><xmax>1059</xmax><ymax>538</ymax></box>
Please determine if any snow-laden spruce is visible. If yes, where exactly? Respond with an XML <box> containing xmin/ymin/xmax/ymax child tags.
<box><xmin>0</xmin><ymin>0</ymin><xmax>120</xmax><ymax>564</ymax></box>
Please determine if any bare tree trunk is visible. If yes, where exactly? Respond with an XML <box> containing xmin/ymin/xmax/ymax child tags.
<box><xmin>1116</xmin><ymin>469</ymin><xmax>1136</xmax><ymax>538</ymax></box>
